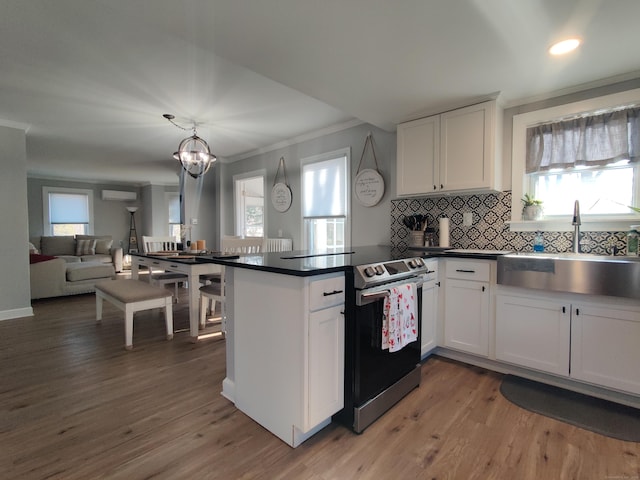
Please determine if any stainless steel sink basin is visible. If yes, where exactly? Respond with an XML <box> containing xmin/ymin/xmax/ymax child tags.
<box><xmin>497</xmin><ymin>252</ymin><xmax>640</xmax><ymax>299</ymax></box>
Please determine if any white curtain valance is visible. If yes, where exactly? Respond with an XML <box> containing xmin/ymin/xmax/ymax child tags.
<box><xmin>526</xmin><ymin>106</ymin><xmax>640</xmax><ymax>173</ymax></box>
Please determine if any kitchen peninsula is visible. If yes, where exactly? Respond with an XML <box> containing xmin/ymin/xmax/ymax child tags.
<box><xmin>204</xmin><ymin>246</ymin><xmax>402</xmax><ymax>447</ymax></box>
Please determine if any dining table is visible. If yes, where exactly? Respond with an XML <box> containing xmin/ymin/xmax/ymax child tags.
<box><xmin>129</xmin><ymin>252</ymin><xmax>222</xmax><ymax>341</ymax></box>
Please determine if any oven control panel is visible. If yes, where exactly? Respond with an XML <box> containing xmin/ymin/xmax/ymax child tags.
<box><xmin>354</xmin><ymin>257</ymin><xmax>434</xmax><ymax>289</ymax></box>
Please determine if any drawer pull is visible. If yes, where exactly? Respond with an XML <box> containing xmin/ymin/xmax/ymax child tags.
<box><xmin>152</xmin><ymin>261</ymin><xmax>160</xmax><ymax>265</ymax></box>
<box><xmin>323</xmin><ymin>289</ymin><xmax>343</xmax><ymax>297</ymax></box>
<box><xmin>455</xmin><ymin>269</ymin><xmax>476</xmax><ymax>273</ymax></box>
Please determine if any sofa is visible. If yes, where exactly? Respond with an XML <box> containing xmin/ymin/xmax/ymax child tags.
<box><xmin>29</xmin><ymin>235</ymin><xmax>123</xmax><ymax>300</ymax></box>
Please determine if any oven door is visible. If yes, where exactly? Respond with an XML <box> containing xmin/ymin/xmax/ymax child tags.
<box><xmin>353</xmin><ymin>277</ymin><xmax>423</xmax><ymax>406</ymax></box>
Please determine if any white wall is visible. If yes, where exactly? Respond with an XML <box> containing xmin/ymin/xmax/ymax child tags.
<box><xmin>0</xmin><ymin>125</ymin><xmax>32</xmax><ymax>320</ymax></box>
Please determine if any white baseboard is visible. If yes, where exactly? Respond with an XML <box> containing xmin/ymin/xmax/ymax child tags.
<box><xmin>0</xmin><ymin>306</ymin><xmax>34</xmax><ymax>321</ymax></box>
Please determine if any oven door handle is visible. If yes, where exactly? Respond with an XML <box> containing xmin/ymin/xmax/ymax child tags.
<box><xmin>356</xmin><ymin>278</ymin><xmax>424</xmax><ymax>306</ymax></box>
<box><xmin>360</xmin><ymin>290</ymin><xmax>391</xmax><ymax>303</ymax></box>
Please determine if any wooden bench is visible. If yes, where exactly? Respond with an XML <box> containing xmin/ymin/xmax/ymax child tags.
<box><xmin>95</xmin><ymin>279</ymin><xmax>174</xmax><ymax>350</ymax></box>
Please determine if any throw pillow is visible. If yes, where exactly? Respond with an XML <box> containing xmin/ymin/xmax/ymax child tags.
<box><xmin>76</xmin><ymin>239</ymin><xmax>96</xmax><ymax>256</ymax></box>
<box><xmin>29</xmin><ymin>253</ymin><xmax>57</xmax><ymax>264</ymax></box>
<box><xmin>28</xmin><ymin>242</ymin><xmax>39</xmax><ymax>254</ymax></box>
<box><xmin>41</xmin><ymin>236</ymin><xmax>76</xmax><ymax>256</ymax></box>
<box><xmin>95</xmin><ymin>239</ymin><xmax>113</xmax><ymax>255</ymax></box>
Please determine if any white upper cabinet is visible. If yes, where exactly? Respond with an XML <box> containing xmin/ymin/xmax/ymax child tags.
<box><xmin>396</xmin><ymin>114</ymin><xmax>439</xmax><ymax>196</ymax></box>
<box><xmin>397</xmin><ymin>100</ymin><xmax>502</xmax><ymax>196</ymax></box>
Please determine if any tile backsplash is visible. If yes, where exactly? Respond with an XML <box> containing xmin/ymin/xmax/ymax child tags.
<box><xmin>390</xmin><ymin>191</ymin><xmax>629</xmax><ymax>255</ymax></box>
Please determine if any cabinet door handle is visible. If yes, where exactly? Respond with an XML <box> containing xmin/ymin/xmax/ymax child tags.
<box><xmin>455</xmin><ymin>269</ymin><xmax>476</xmax><ymax>273</ymax></box>
<box><xmin>440</xmin><ymin>184</ymin><xmax>444</xmax><ymax>189</ymax></box>
<box><xmin>481</xmin><ymin>285</ymin><xmax>485</xmax><ymax>292</ymax></box>
<box><xmin>435</xmin><ymin>281</ymin><xmax>440</xmax><ymax>287</ymax></box>
<box><xmin>562</xmin><ymin>306</ymin><xmax>566</xmax><ymax>313</ymax></box>
<box><xmin>575</xmin><ymin>308</ymin><xmax>580</xmax><ymax>315</ymax></box>
<box><xmin>323</xmin><ymin>289</ymin><xmax>343</xmax><ymax>297</ymax></box>
<box><xmin>433</xmin><ymin>185</ymin><xmax>437</xmax><ymax>190</ymax></box>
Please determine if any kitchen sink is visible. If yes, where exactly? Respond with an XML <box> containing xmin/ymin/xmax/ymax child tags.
<box><xmin>497</xmin><ymin>252</ymin><xmax>640</xmax><ymax>299</ymax></box>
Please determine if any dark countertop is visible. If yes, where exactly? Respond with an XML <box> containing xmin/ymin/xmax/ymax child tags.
<box><xmin>191</xmin><ymin>245</ymin><xmax>510</xmax><ymax>277</ymax></box>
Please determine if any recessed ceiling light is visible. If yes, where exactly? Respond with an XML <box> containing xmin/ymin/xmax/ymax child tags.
<box><xmin>549</xmin><ymin>38</ymin><xmax>581</xmax><ymax>56</ymax></box>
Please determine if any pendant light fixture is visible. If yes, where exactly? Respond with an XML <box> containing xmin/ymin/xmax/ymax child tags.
<box><xmin>163</xmin><ymin>114</ymin><xmax>216</xmax><ymax>178</ymax></box>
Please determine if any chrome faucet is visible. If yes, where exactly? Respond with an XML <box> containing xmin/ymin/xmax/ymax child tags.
<box><xmin>572</xmin><ymin>200</ymin><xmax>581</xmax><ymax>253</ymax></box>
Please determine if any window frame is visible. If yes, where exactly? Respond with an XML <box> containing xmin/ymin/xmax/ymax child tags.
<box><xmin>167</xmin><ymin>192</ymin><xmax>181</xmax><ymax>241</ymax></box>
<box><xmin>300</xmin><ymin>147</ymin><xmax>351</xmax><ymax>250</ymax></box>
<box><xmin>43</xmin><ymin>186</ymin><xmax>94</xmax><ymax>236</ymax></box>
<box><xmin>233</xmin><ymin>169</ymin><xmax>266</xmax><ymax>238</ymax></box>
<box><xmin>510</xmin><ymin>88</ymin><xmax>640</xmax><ymax>232</ymax></box>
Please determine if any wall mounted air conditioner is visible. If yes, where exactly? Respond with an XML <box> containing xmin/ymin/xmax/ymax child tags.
<box><xmin>101</xmin><ymin>190</ymin><xmax>137</xmax><ymax>201</ymax></box>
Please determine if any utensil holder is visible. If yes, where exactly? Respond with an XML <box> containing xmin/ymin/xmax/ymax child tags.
<box><xmin>409</xmin><ymin>231</ymin><xmax>424</xmax><ymax>247</ymax></box>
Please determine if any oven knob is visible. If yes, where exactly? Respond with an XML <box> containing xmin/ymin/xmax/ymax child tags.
<box><xmin>408</xmin><ymin>259</ymin><xmax>418</xmax><ymax>268</ymax></box>
<box><xmin>414</xmin><ymin>257</ymin><xmax>425</xmax><ymax>267</ymax></box>
<box><xmin>374</xmin><ymin>265</ymin><xmax>385</xmax><ymax>275</ymax></box>
<box><xmin>364</xmin><ymin>266</ymin><xmax>376</xmax><ymax>277</ymax></box>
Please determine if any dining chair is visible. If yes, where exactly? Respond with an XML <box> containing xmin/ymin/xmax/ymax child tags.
<box><xmin>199</xmin><ymin>280</ymin><xmax>223</xmax><ymax>333</ymax></box>
<box><xmin>198</xmin><ymin>236</ymin><xmax>264</xmax><ymax>332</ymax></box>
<box><xmin>141</xmin><ymin>235</ymin><xmax>188</xmax><ymax>300</ymax></box>
<box><xmin>263</xmin><ymin>238</ymin><xmax>293</xmax><ymax>252</ymax></box>
<box><xmin>221</xmin><ymin>236</ymin><xmax>264</xmax><ymax>253</ymax></box>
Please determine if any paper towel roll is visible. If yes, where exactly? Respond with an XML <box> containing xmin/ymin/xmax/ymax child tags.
<box><xmin>439</xmin><ymin>217</ymin><xmax>450</xmax><ymax>248</ymax></box>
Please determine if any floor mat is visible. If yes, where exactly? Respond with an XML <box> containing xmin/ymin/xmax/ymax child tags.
<box><xmin>499</xmin><ymin>375</ymin><xmax>640</xmax><ymax>442</ymax></box>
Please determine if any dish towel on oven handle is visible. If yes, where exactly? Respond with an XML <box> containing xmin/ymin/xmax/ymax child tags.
<box><xmin>382</xmin><ymin>282</ymin><xmax>417</xmax><ymax>352</ymax></box>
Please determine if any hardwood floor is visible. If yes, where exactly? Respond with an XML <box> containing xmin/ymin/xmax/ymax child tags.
<box><xmin>1</xmin><ymin>289</ymin><xmax>639</xmax><ymax>479</ymax></box>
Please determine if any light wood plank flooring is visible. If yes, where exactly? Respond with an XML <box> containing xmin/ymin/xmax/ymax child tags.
<box><xmin>1</xmin><ymin>287</ymin><xmax>639</xmax><ymax>479</ymax></box>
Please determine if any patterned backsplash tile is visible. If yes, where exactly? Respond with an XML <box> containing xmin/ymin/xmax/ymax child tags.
<box><xmin>390</xmin><ymin>191</ymin><xmax>629</xmax><ymax>254</ymax></box>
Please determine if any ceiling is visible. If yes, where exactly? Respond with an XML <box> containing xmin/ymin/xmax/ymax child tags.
<box><xmin>2</xmin><ymin>0</ymin><xmax>640</xmax><ymax>185</ymax></box>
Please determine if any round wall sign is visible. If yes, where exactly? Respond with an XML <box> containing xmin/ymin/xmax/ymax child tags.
<box><xmin>271</xmin><ymin>183</ymin><xmax>292</xmax><ymax>212</ymax></box>
<box><xmin>354</xmin><ymin>168</ymin><xmax>385</xmax><ymax>207</ymax></box>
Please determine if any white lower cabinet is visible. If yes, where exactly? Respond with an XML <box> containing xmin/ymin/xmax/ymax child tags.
<box><xmin>495</xmin><ymin>290</ymin><xmax>640</xmax><ymax>396</ymax></box>
<box><xmin>495</xmin><ymin>294</ymin><xmax>570</xmax><ymax>376</ymax></box>
<box><xmin>571</xmin><ymin>303</ymin><xmax>640</xmax><ymax>396</ymax></box>
<box><xmin>420</xmin><ymin>268</ymin><xmax>439</xmax><ymax>358</ymax></box>
<box><xmin>233</xmin><ymin>269</ymin><xmax>344</xmax><ymax>447</ymax></box>
<box><xmin>308</xmin><ymin>304</ymin><xmax>344</xmax><ymax>428</ymax></box>
<box><xmin>443</xmin><ymin>260</ymin><xmax>490</xmax><ymax>356</ymax></box>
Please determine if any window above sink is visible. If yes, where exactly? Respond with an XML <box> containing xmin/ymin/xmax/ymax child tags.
<box><xmin>510</xmin><ymin>87</ymin><xmax>640</xmax><ymax>232</ymax></box>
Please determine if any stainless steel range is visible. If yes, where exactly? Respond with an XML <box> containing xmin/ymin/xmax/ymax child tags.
<box><xmin>337</xmin><ymin>255</ymin><xmax>436</xmax><ymax>433</ymax></box>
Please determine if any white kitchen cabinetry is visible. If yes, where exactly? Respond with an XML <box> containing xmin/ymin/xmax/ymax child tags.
<box><xmin>232</xmin><ymin>269</ymin><xmax>344</xmax><ymax>447</ymax></box>
<box><xmin>443</xmin><ymin>259</ymin><xmax>491</xmax><ymax>356</ymax></box>
<box><xmin>571</xmin><ymin>303</ymin><xmax>640</xmax><ymax>396</ymax></box>
<box><xmin>495</xmin><ymin>288</ymin><xmax>640</xmax><ymax>396</ymax></box>
<box><xmin>397</xmin><ymin>115</ymin><xmax>439</xmax><ymax>196</ymax></box>
<box><xmin>420</xmin><ymin>260</ymin><xmax>439</xmax><ymax>358</ymax></box>
<box><xmin>495</xmin><ymin>294</ymin><xmax>570</xmax><ymax>376</ymax></box>
<box><xmin>396</xmin><ymin>100</ymin><xmax>502</xmax><ymax>196</ymax></box>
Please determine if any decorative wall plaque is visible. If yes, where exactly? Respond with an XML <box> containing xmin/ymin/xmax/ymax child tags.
<box><xmin>354</xmin><ymin>133</ymin><xmax>385</xmax><ymax>207</ymax></box>
<box><xmin>271</xmin><ymin>157</ymin><xmax>292</xmax><ymax>212</ymax></box>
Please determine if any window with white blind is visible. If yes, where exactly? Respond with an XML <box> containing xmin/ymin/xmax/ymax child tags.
<box><xmin>43</xmin><ymin>187</ymin><xmax>94</xmax><ymax>236</ymax></box>
<box><xmin>302</xmin><ymin>148</ymin><xmax>350</xmax><ymax>250</ymax></box>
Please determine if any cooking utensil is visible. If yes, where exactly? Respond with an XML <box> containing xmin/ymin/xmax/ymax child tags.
<box><xmin>402</xmin><ymin>214</ymin><xmax>426</xmax><ymax>231</ymax></box>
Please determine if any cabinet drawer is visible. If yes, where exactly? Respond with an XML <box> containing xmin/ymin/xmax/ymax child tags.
<box><xmin>446</xmin><ymin>260</ymin><xmax>490</xmax><ymax>281</ymax></box>
<box><xmin>309</xmin><ymin>275</ymin><xmax>345</xmax><ymax>311</ymax></box>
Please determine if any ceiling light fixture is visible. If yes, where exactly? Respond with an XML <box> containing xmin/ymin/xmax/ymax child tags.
<box><xmin>549</xmin><ymin>38</ymin><xmax>581</xmax><ymax>56</ymax></box>
<box><xmin>163</xmin><ymin>114</ymin><xmax>216</xmax><ymax>179</ymax></box>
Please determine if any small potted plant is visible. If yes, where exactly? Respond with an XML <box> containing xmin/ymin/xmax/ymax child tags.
<box><xmin>522</xmin><ymin>193</ymin><xmax>544</xmax><ymax>220</ymax></box>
